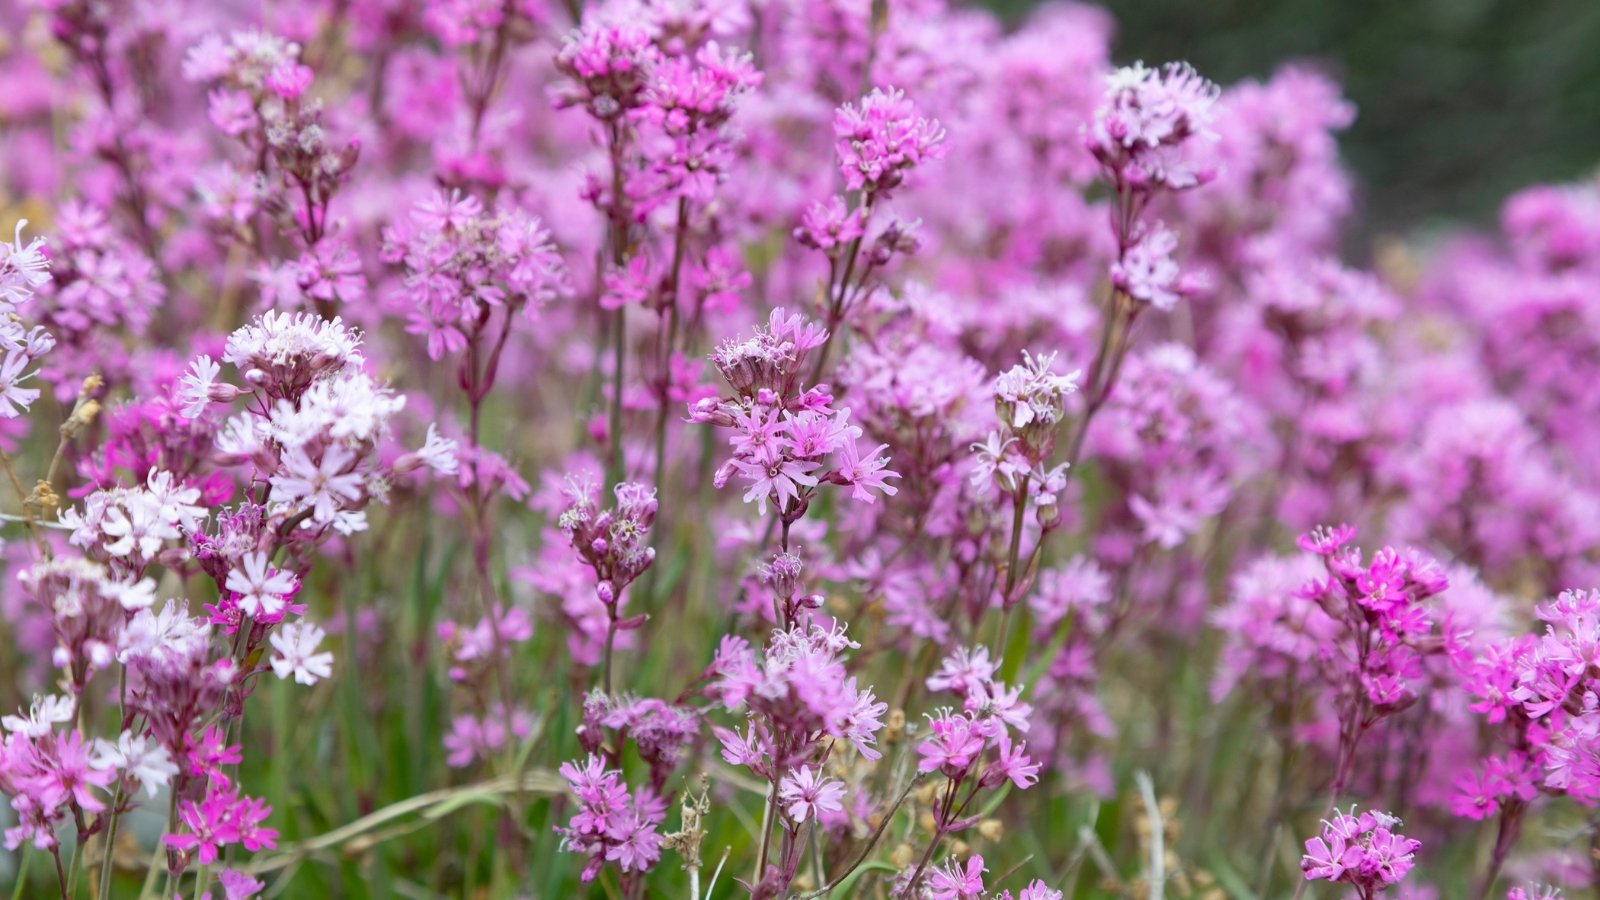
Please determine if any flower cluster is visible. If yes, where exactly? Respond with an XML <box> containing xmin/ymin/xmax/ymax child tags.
<box><xmin>8</xmin><ymin>0</ymin><xmax>1600</xmax><ymax>895</ymax></box>
<box><xmin>0</xmin><ymin>221</ymin><xmax>54</xmax><ymax>419</ymax></box>
<box><xmin>0</xmin><ymin>698</ymin><xmax>115</xmax><ymax>850</ymax></box>
<box><xmin>1085</xmin><ymin>61</ymin><xmax>1219</xmax><ymax>193</ymax></box>
<box><xmin>30</xmin><ymin>202</ymin><xmax>162</xmax><ymax>397</ymax></box>
<box><xmin>695</xmin><ymin>308</ymin><xmax>899</xmax><ymax>525</ymax></box>
<box><xmin>1092</xmin><ymin>343</ymin><xmax>1260</xmax><ymax>549</ymax></box>
<box><xmin>185</xmin><ymin>29</ymin><xmax>360</xmax><ymax>248</ymax></box>
<box><xmin>1301</xmin><ymin>807</ymin><xmax>1420</xmax><ymax>898</ymax></box>
<box><xmin>1087</xmin><ymin>63</ymin><xmax>1217</xmax><ymax>318</ymax></box>
<box><xmin>555</xmin><ymin>753</ymin><xmax>665</xmax><ymax>882</ymax></box>
<box><xmin>1289</xmin><ymin>525</ymin><xmax>1450</xmax><ymax>797</ymax></box>
<box><xmin>1454</xmin><ymin>588</ymin><xmax>1600</xmax><ymax>818</ymax></box>
<box><xmin>557</xmin><ymin>475</ymin><xmax>658</xmax><ymax>689</ymax></box>
<box><xmin>628</xmin><ymin>42</ymin><xmax>762</xmax><ymax>213</ymax></box>
<box><xmin>381</xmin><ymin>190</ymin><xmax>568</xmax><ymax>361</ymax></box>
<box><xmin>707</xmin><ymin>621</ymin><xmax>885</xmax><ymax>894</ymax></box>
<box><xmin>833</xmin><ymin>87</ymin><xmax>947</xmax><ymax>201</ymax></box>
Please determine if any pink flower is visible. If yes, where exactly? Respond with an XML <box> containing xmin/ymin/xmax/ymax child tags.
<box><xmin>266</xmin><ymin>62</ymin><xmax>313</xmax><ymax>99</ymax></box>
<box><xmin>925</xmin><ymin>854</ymin><xmax>986</xmax><ymax>900</ymax></box>
<box><xmin>1449</xmin><ymin>769</ymin><xmax>1501</xmax><ymax>820</ymax></box>
<box><xmin>1300</xmin><ymin>808</ymin><xmax>1419</xmax><ymax>893</ymax></box>
<box><xmin>987</xmin><ymin>735</ymin><xmax>1042</xmax><ymax>790</ymax></box>
<box><xmin>795</xmin><ymin>196</ymin><xmax>866</xmax><ymax>252</ymax></box>
<box><xmin>1087</xmin><ymin>61</ymin><xmax>1219</xmax><ymax>191</ymax></box>
<box><xmin>927</xmin><ymin>647</ymin><xmax>997</xmax><ymax>697</ymax></box>
<box><xmin>832</xmin><ymin>438</ymin><xmax>900</xmax><ymax>504</ymax></box>
<box><xmin>48</xmin><ymin>731</ymin><xmax>117</xmax><ymax>814</ymax></box>
<box><xmin>1301</xmin><ymin>832</ymin><xmax>1358</xmax><ymax>882</ymax></box>
<box><xmin>714</xmin><ymin>725</ymin><xmax>763</xmax><ymax>768</ymax></box>
<box><xmin>917</xmin><ymin>712</ymin><xmax>987</xmax><ymax>777</ymax></box>
<box><xmin>218</xmin><ymin>868</ymin><xmax>266</xmax><ymax>899</ymax></box>
<box><xmin>778</xmin><ymin>765</ymin><xmax>845</xmax><ymax>823</ymax></box>
<box><xmin>1111</xmin><ymin>222</ymin><xmax>1201</xmax><ymax>310</ymax></box>
<box><xmin>556</xmin><ymin>754</ymin><xmax>664</xmax><ymax>881</ymax></box>
<box><xmin>603</xmin><ymin>811</ymin><xmax>663</xmax><ymax>873</ymax></box>
<box><xmin>730</xmin><ymin>457</ymin><xmax>819</xmax><ymax>517</ymax></box>
<box><xmin>164</xmin><ymin>787</ymin><xmax>278</xmax><ymax>865</ymax></box>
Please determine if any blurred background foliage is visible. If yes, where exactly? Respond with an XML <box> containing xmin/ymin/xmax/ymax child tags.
<box><xmin>987</xmin><ymin>0</ymin><xmax>1600</xmax><ymax>234</ymax></box>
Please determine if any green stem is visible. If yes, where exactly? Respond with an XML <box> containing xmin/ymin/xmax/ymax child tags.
<box><xmin>607</xmin><ymin>309</ymin><xmax>627</xmax><ymax>489</ymax></box>
<box><xmin>752</xmin><ymin>777</ymin><xmax>781</xmax><ymax>890</ymax></box>
<box><xmin>10</xmin><ymin>849</ymin><xmax>30</xmax><ymax>900</ymax></box>
<box><xmin>994</xmin><ymin>475</ymin><xmax>1031</xmax><ymax>657</ymax></box>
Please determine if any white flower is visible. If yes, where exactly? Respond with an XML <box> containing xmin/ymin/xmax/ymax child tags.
<box><xmin>2</xmin><ymin>694</ymin><xmax>75</xmax><ymax>738</ymax></box>
<box><xmin>100</xmin><ymin>492</ymin><xmax>179</xmax><ymax>560</ymax></box>
<box><xmin>107</xmin><ymin>576</ymin><xmax>158</xmax><ymax>611</ymax></box>
<box><xmin>418</xmin><ymin>424</ymin><xmax>459</xmax><ymax>475</ymax></box>
<box><xmin>270</xmin><ymin>445</ymin><xmax>364</xmax><ymax>523</ymax></box>
<box><xmin>214</xmin><ymin>414</ymin><xmax>271</xmax><ymax>463</ymax></box>
<box><xmin>93</xmin><ymin>732</ymin><xmax>178</xmax><ymax>797</ymax></box>
<box><xmin>223</xmin><ymin>310</ymin><xmax>363</xmax><ymax>376</ymax></box>
<box><xmin>270</xmin><ymin>621</ymin><xmax>333</xmax><ymax>685</ymax></box>
<box><xmin>145</xmin><ymin>470</ymin><xmax>206</xmax><ymax>531</ymax></box>
<box><xmin>0</xmin><ymin>220</ymin><xmax>51</xmax><ymax>309</ymax></box>
<box><xmin>177</xmin><ymin>355</ymin><xmax>223</xmax><ymax>419</ymax></box>
<box><xmin>0</xmin><ymin>349</ymin><xmax>40</xmax><ymax>419</ymax></box>
<box><xmin>144</xmin><ymin>464</ymin><xmax>206</xmax><ymax>528</ymax></box>
<box><xmin>329</xmin><ymin>509</ymin><xmax>368</xmax><ymax>535</ymax></box>
<box><xmin>120</xmin><ymin>600</ymin><xmax>210</xmax><ymax>664</ymax></box>
<box><xmin>225</xmin><ymin>552</ymin><xmax>298</xmax><ymax>618</ymax></box>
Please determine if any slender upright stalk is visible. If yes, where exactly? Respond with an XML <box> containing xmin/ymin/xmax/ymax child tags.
<box><xmin>1474</xmin><ymin>799</ymin><xmax>1524</xmax><ymax>900</ymax></box>
<box><xmin>607</xmin><ymin>309</ymin><xmax>628</xmax><ymax>488</ymax></box>
<box><xmin>994</xmin><ymin>475</ymin><xmax>1031</xmax><ymax>656</ymax></box>
<box><xmin>50</xmin><ymin>844</ymin><xmax>69</xmax><ymax>900</ymax></box>
<box><xmin>752</xmin><ymin>777</ymin><xmax>780</xmax><ymax>890</ymax></box>
<box><xmin>601</xmin><ymin>612</ymin><xmax>619</xmax><ymax>696</ymax></box>
<box><xmin>651</xmin><ymin>198</ymin><xmax>692</xmax><ymax>495</ymax></box>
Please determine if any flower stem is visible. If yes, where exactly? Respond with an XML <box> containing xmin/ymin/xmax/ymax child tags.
<box><xmin>50</xmin><ymin>844</ymin><xmax>68</xmax><ymax>900</ymax></box>
<box><xmin>607</xmin><ymin>309</ymin><xmax>627</xmax><ymax>489</ymax></box>
<box><xmin>752</xmin><ymin>777</ymin><xmax>780</xmax><ymax>892</ymax></box>
<box><xmin>1474</xmin><ymin>799</ymin><xmax>1524</xmax><ymax>900</ymax></box>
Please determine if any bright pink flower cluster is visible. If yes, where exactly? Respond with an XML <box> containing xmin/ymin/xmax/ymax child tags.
<box><xmin>1301</xmin><ymin>807</ymin><xmax>1420</xmax><ymax>898</ymax></box>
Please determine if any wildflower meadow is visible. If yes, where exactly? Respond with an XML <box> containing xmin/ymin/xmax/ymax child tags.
<box><xmin>0</xmin><ymin>0</ymin><xmax>1596</xmax><ymax>897</ymax></box>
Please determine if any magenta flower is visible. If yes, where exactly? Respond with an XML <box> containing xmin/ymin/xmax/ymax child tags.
<box><xmin>165</xmin><ymin>787</ymin><xmax>278</xmax><ymax>865</ymax></box>
<box><xmin>986</xmin><ymin>735</ymin><xmax>1042</xmax><ymax>790</ymax></box>
<box><xmin>925</xmin><ymin>854</ymin><xmax>986</xmax><ymax>900</ymax></box>
<box><xmin>1300</xmin><ymin>808</ymin><xmax>1419</xmax><ymax>895</ymax></box>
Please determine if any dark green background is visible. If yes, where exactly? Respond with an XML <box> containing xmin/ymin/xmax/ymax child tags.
<box><xmin>988</xmin><ymin>0</ymin><xmax>1600</xmax><ymax>232</ymax></box>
